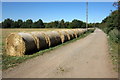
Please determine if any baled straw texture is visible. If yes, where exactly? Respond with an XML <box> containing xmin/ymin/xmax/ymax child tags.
<box><xmin>64</xmin><ymin>30</ymin><xmax>75</xmax><ymax>40</ymax></box>
<box><xmin>77</xmin><ymin>29</ymin><xmax>85</xmax><ymax>35</ymax></box>
<box><xmin>30</xmin><ymin>32</ymin><xmax>49</xmax><ymax>50</ymax></box>
<box><xmin>5</xmin><ymin>29</ymin><xmax>88</xmax><ymax>56</ymax></box>
<box><xmin>43</xmin><ymin>31</ymin><xmax>62</xmax><ymax>47</ymax></box>
<box><xmin>57</xmin><ymin>30</ymin><xmax>69</xmax><ymax>43</ymax></box>
<box><xmin>71</xmin><ymin>29</ymin><xmax>79</xmax><ymax>38</ymax></box>
<box><xmin>6</xmin><ymin>32</ymin><xmax>38</xmax><ymax>56</ymax></box>
<box><xmin>80</xmin><ymin>29</ymin><xmax>86</xmax><ymax>33</ymax></box>
<box><xmin>75</xmin><ymin>29</ymin><xmax>82</xmax><ymax>37</ymax></box>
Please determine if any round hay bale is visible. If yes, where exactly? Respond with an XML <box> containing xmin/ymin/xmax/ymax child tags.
<box><xmin>88</xmin><ymin>28</ymin><xmax>94</xmax><ymax>31</ymax></box>
<box><xmin>80</xmin><ymin>29</ymin><xmax>86</xmax><ymax>33</ymax></box>
<box><xmin>65</xmin><ymin>30</ymin><xmax>75</xmax><ymax>40</ymax></box>
<box><xmin>63</xmin><ymin>31</ymin><xmax>70</xmax><ymax>40</ymax></box>
<box><xmin>6</xmin><ymin>32</ymin><xmax>38</xmax><ymax>56</ymax></box>
<box><xmin>43</xmin><ymin>31</ymin><xmax>62</xmax><ymax>47</ymax></box>
<box><xmin>57</xmin><ymin>30</ymin><xmax>69</xmax><ymax>43</ymax></box>
<box><xmin>30</xmin><ymin>32</ymin><xmax>49</xmax><ymax>50</ymax></box>
<box><xmin>71</xmin><ymin>29</ymin><xmax>79</xmax><ymax>38</ymax></box>
<box><xmin>75</xmin><ymin>29</ymin><xmax>82</xmax><ymax>37</ymax></box>
<box><xmin>77</xmin><ymin>29</ymin><xmax>85</xmax><ymax>35</ymax></box>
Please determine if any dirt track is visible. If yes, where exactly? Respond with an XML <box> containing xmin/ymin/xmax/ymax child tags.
<box><xmin>3</xmin><ymin>29</ymin><xmax>118</xmax><ymax>78</ymax></box>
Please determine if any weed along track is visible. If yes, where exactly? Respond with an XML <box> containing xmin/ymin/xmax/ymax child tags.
<box><xmin>5</xmin><ymin>28</ymin><xmax>94</xmax><ymax>56</ymax></box>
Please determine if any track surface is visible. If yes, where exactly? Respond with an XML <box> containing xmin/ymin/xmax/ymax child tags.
<box><xmin>3</xmin><ymin>29</ymin><xmax>118</xmax><ymax>78</ymax></box>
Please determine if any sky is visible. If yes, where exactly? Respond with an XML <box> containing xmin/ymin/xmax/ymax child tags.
<box><xmin>2</xmin><ymin>2</ymin><xmax>117</xmax><ymax>23</ymax></box>
<box><xmin>1</xmin><ymin>0</ymin><xmax>117</xmax><ymax>2</ymax></box>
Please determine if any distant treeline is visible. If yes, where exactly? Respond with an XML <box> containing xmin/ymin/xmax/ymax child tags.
<box><xmin>98</xmin><ymin>10</ymin><xmax>119</xmax><ymax>43</ymax></box>
<box><xmin>0</xmin><ymin>18</ymin><xmax>95</xmax><ymax>28</ymax></box>
<box><xmin>98</xmin><ymin>1</ymin><xmax>119</xmax><ymax>43</ymax></box>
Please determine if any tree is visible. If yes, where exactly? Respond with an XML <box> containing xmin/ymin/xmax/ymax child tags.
<box><xmin>54</xmin><ymin>21</ymin><xmax>59</xmax><ymax>28</ymax></box>
<box><xmin>113</xmin><ymin>1</ymin><xmax>120</xmax><ymax>30</ymax></box>
<box><xmin>95</xmin><ymin>23</ymin><xmax>100</xmax><ymax>28</ymax></box>
<box><xmin>45</xmin><ymin>23</ymin><xmax>52</xmax><ymax>28</ymax></box>
<box><xmin>65</xmin><ymin>22</ymin><xmax>69</xmax><ymax>28</ymax></box>
<box><xmin>17</xmin><ymin>19</ymin><xmax>23</xmax><ymax>28</ymax></box>
<box><xmin>20</xmin><ymin>22</ymin><xmax>26</xmax><ymax>28</ymax></box>
<box><xmin>81</xmin><ymin>23</ymin><xmax>86</xmax><ymax>28</ymax></box>
<box><xmin>21</xmin><ymin>19</ymin><xmax>33</xmax><ymax>28</ymax></box>
<box><xmin>113</xmin><ymin>1</ymin><xmax>120</xmax><ymax>8</ymax></box>
<box><xmin>88</xmin><ymin>23</ymin><xmax>94</xmax><ymax>28</ymax></box>
<box><xmin>69</xmin><ymin>19</ymin><xmax>84</xmax><ymax>28</ymax></box>
<box><xmin>26</xmin><ymin>19</ymin><xmax>33</xmax><ymax>28</ymax></box>
<box><xmin>0</xmin><ymin>22</ymin><xmax>2</xmax><ymax>28</ymax></box>
<box><xmin>2</xmin><ymin>18</ymin><xmax>14</xmax><ymax>28</ymax></box>
<box><xmin>12</xmin><ymin>19</ymin><xmax>23</xmax><ymax>28</ymax></box>
<box><xmin>60</xmin><ymin>19</ymin><xmax>65</xmax><ymax>28</ymax></box>
<box><xmin>32</xmin><ymin>19</ymin><xmax>45</xmax><ymax>28</ymax></box>
<box><xmin>12</xmin><ymin>21</ymin><xmax>19</xmax><ymax>28</ymax></box>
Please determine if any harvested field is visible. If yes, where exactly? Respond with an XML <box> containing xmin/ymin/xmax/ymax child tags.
<box><xmin>3</xmin><ymin>29</ymin><xmax>117</xmax><ymax>78</ymax></box>
<box><xmin>2</xmin><ymin>28</ymin><xmax>95</xmax><ymax>69</ymax></box>
<box><xmin>2</xmin><ymin>28</ymin><xmax>94</xmax><ymax>56</ymax></box>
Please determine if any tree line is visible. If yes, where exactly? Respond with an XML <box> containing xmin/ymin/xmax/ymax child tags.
<box><xmin>98</xmin><ymin>1</ymin><xmax>119</xmax><ymax>43</ymax></box>
<box><xmin>1</xmin><ymin>19</ymin><xmax>45</xmax><ymax>28</ymax></box>
<box><xmin>0</xmin><ymin>18</ymin><xmax>95</xmax><ymax>28</ymax></box>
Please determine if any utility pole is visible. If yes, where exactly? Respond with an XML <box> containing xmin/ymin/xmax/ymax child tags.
<box><xmin>86</xmin><ymin>1</ymin><xmax>88</xmax><ymax>31</ymax></box>
<box><xmin>94</xmin><ymin>22</ymin><xmax>96</xmax><ymax>29</ymax></box>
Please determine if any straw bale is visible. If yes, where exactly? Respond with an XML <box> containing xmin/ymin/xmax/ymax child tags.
<box><xmin>64</xmin><ymin>30</ymin><xmax>75</xmax><ymax>40</ymax></box>
<box><xmin>43</xmin><ymin>31</ymin><xmax>62</xmax><ymax>47</ymax></box>
<box><xmin>30</xmin><ymin>32</ymin><xmax>49</xmax><ymax>50</ymax></box>
<box><xmin>6</xmin><ymin>32</ymin><xmax>38</xmax><ymax>56</ymax></box>
<box><xmin>57</xmin><ymin>30</ymin><xmax>69</xmax><ymax>43</ymax></box>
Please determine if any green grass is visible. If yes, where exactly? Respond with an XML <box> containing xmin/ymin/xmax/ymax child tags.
<box><xmin>108</xmin><ymin>37</ymin><xmax>119</xmax><ymax>72</ymax></box>
<box><xmin>2</xmin><ymin>29</ymin><xmax>94</xmax><ymax>70</ymax></box>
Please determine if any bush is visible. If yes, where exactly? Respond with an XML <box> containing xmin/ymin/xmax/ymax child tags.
<box><xmin>108</xmin><ymin>29</ymin><xmax>119</xmax><ymax>43</ymax></box>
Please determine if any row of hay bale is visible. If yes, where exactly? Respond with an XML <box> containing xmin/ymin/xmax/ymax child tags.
<box><xmin>5</xmin><ymin>29</ymin><xmax>90</xmax><ymax>56</ymax></box>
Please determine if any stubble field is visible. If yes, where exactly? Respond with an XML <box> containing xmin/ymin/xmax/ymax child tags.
<box><xmin>1</xmin><ymin>28</ymin><xmax>90</xmax><ymax>69</ymax></box>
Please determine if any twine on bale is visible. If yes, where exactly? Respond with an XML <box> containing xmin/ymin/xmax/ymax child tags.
<box><xmin>6</xmin><ymin>32</ymin><xmax>38</xmax><ymax>56</ymax></box>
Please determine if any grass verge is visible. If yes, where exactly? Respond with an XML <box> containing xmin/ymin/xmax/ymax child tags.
<box><xmin>108</xmin><ymin>37</ymin><xmax>119</xmax><ymax>72</ymax></box>
<box><xmin>2</xmin><ymin>29</ymin><xmax>94</xmax><ymax>70</ymax></box>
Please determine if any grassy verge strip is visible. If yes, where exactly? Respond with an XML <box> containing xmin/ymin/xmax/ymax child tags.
<box><xmin>2</xmin><ymin>29</ymin><xmax>94</xmax><ymax>70</ymax></box>
<box><xmin>108</xmin><ymin>37</ymin><xmax>118</xmax><ymax>72</ymax></box>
